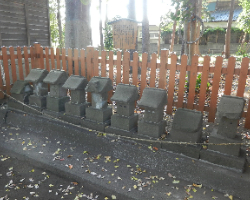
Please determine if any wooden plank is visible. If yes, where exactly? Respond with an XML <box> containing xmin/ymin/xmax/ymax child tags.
<box><xmin>177</xmin><ymin>55</ymin><xmax>188</xmax><ymax>108</ymax></box>
<box><xmin>159</xmin><ymin>50</ymin><xmax>168</xmax><ymax>89</ymax></box>
<box><xmin>30</xmin><ymin>46</ymin><xmax>35</xmax><ymax>68</ymax></box>
<box><xmin>132</xmin><ymin>52</ymin><xmax>139</xmax><ymax>86</ymax></box>
<box><xmin>9</xmin><ymin>46</ymin><xmax>17</xmax><ymax>83</ymax></box>
<box><xmin>34</xmin><ymin>43</ymin><xmax>41</xmax><ymax>69</ymax></box>
<box><xmin>56</xmin><ymin>48</ymin><xmax>60</xmax><ymax>70</ymax></box>
<box><xmin>108</xmin><ymin>51</ymin><xmax>114</xmax><ymax>102</ymax></box>
<box><xmin>74</xmin><ymin>48</ymin><xmax>79</xmax><ymax>75</ymax></box>
<box><xmin>86</xmin><ymin>47</ymin><xmax>94</xmax><ymax>103</ymax></box>
<box><xmin>80</xmin><ymin>49</ymin><xmax>85</xmax><ymax>76</ymax></box>
<box><xmin>101</xmin><ymin>51</ymin><xmax>106</xmax><ymax>77</ymax></box>
<box><xmin>245</xmin><ymin>98</ymin><xmax>250</xmax><ymax>128</ymax></box>
<box><xmin>116</xmin><ymin>51</ymin><xmax>122</xmax><ymax>84</ymax></box>
<box><xmin>50</xmin><ymin>47</ymin><xmax>55</xmax><ymax>69</ymax></box>
<box><xmin>17</xmin><ymin>46</ymin><xmax>24</xmax><ymax>80</ymax></box>
<box><xmin>187</xmin><ymin>55</ymin><xmax>199</xmax><ymax>109</ymax></box>
<box><xmin>224</xmin><ymin>56</ymin><xmax>236</xmax><ymax>95</ymax></box>
<box><xmin>166</xmin><ymin>54</ymin><xmax>177</xmax><ymax>114</ymax></box>
<box><xmin>198</xmin><ymin>55</ymin><xmax>210</xmax><ymax>112</ymax></box>
<box><xmin>2</xmin><ymin>47</ymin><xmax>11</xmax><ymax>94</ymax></box>
<box><xmin>93</xmin><ymin>50</ymin><xmax>99</xmax><ymax>77</ymax></box>
<box><xmin>123</xmin><ymin>51</ymin><xmax>130</xmax><ymax>84</ymax></box>
<box><xmin>149</xmin><ymin>53</ymin><xmax>157</xmax><ymax>88</ymax></box>
<box><xmin>40</xmin><ymin>46</ymin><xmax>44</xmax><ymax>69</ymax></box>
<box><xmin>23</xmin><ymin>46</ymin><xmax>29</xmax><ymax>76</ymax></box>
<box><xmin>208</xmin><ymin>56</ymin><xmax>223</xmax><ymax>122</ymax></box>
<box><xmin>140</xmin><ymin>53</ymin><xmax>148</xmax><ymax>98</ymax></box>
<box><xmin>67</xmin><ymin>48</ymin><xmax>73</xmax><ymax>75</ymax></box>
<box><xmin>45</xmin><ymin>47</ymin><xmax>49</xmax><ymax>71</ymax></box>
<box><xmin>62</xmin><ymin>48</ymin><xmax>66</xmax><ymax>71</ymax></box>
<box><xmin>236</xmin><ymin>57</ymin><xmax>249</xmax><ymax>97</ymax></box>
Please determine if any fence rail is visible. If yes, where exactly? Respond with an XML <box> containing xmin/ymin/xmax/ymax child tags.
<box><xmin>0</xmin><ymin>43</ymin><xmax>250</xmax><ymax>128</ymax></box>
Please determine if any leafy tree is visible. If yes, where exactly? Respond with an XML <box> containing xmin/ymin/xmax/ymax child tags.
<box><xmin>237</xmin><ymin>0</ymin><xmax>250</xmax><ymax>34</ymax></box>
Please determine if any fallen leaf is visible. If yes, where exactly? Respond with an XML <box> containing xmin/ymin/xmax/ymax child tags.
<box><xmin>111</xmin><ymin>195</ymin><xmax>116</xmax><ymax>199</ymax></box>
<box><xmin>166</xmin><ymin>192</ymin><xmax>171</xmax><ymax>196</ymax></box>
<box><xmin>172</xmin><ymin>180</ymin><xmax>180</xmax><ymax>184</ymax></box>
<box><xmin>153</xmin><ymin>147</ymin><xmax>158</xmax><ymax>151</ymax></box>
<box><xmin>193</xmin><ymin>183</ymin><xmax>202</xmax><ymax>188</ymax></box>
<box><xmin>67</xmin><ymin>155</ymin><xmax>73</xmax><ymax>158</ymax></box>
<box><xmin>49</xmin><ymin>184</ymin><xmax>54</xmax><ymax>187</ymax></box>
<box><xmin>72</xmin><ymin>182</ymin><xmax>78</xmax><ymax>185</ymax></box>
<box><xmin>68</xmin><ymin>164</ymin><xmax>73</xmax><ymax>169</ymax></box>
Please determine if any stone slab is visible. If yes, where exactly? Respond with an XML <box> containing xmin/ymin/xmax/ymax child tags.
<box><xmin>81</xmin><ymin>118</ymin><xmax>110</xmax><ymax>132</ymax></box>
<box><xmin>60</xmin><ymin>114</ymin><xmax>84</xmax><ymax>126</ymax></box>
<box><xmin>23</xmin><ymin>105</ymin><xmax>43</xmax><ymax>115</ymax></box>
<box><xmin>161</xmin><ymin>142</ymin><xmax>201</xmax><ymax>159</ymax></box>
<box><xmin>8</xmin><ymin>99</ymin><xmax>24</xmax><ymax>111</ymax></box>
<box><xmin>208</xmin><ymin>128</ymin><xmax>242</xmax><ymax>157</ymax></box>
<box><xmin>200</xmin><ymin>149</ymin><xmax>246</xmax><ymax>172</ymax></box>
<box><xmin>105</xmin><ymin>126</ymin><xmax>135</xmax><ymax>137</ymax></box>
<box><xmin>217</xmin><ymin>117</ymin><xmax>238</xmax><ymax>139</ymax></box>
<box><xmin>65</xmin><ymin>102</ymin><xmax>89</xmax><ymax>117</ymax></box>
<box><xmin>116</xmin><ymin>102</ymin><xmax>135</xmax><ymax>117</ymax></box>
<box><xmin>144</xmin><ymin>109</ymin><xmax>164</xmax><ymax>123</ymax></box>
<box><xmin>29</xmin><ymin>95</ymin><xmax>47</xmax><ymax>108</ymax></box>
<box><xmin>138</xmin><ymin>119</ymin><xmax>166</xmax><ymax>138</ymax></box>
<box><xmin>169</xmin><ymin>128</ymin><xmax>202</xmax><ymax>143</ymax></box>
<box><xmin>86</xmin><ymin>106</ymin><xmax>112</xmax><ymax>122</ymax></box>
<box><xmin>11</xmin><ymin>93</ymin><xmax>27</xmax><ymax>104</ymax></box>
<box><xmin>49</xmin><ymin>84</ymin><xmax>67</xmax><ymax>98</ymax></box>
<box><xmin>110</xmin><ymin>114</ymin><xmax>138</xmax><ymax>131</ymax></box>
<box><xmin>46</xmin><ymin>96</ymin><xmax>70</xmax><ymax>112</ymax></box>
<box><xmin>130</xmin><ymin>133</ymin><xmax>162</xmax><ymax>149</ymax></box>
<box><xmin>71</xmin><ymin>90</ymin><xmax>86</xmax><ymax>104</ymax></box>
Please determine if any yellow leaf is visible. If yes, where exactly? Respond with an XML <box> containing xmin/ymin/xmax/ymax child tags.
<box><xmin>192</xmin><ymin>183</ymin><xmax>202</xmax><ymax>188</ymax></box>
<box><xmin>133</xmin><ymin>185</ymin><xmax>137</xmax><ymax>189</ymax></box>
<box><xmin>172</xmin><ymin>180</ymin><xmax>180</xmax><ymax>184</ymax></box>
<box><xmin>104</xmin><ymin>197</ymin><xmax>109</xmax><ymax>200</ymax></box>
<box><xmin>192</xmin><ymin>188</ymin><xmax>197</xmax><ymax>193</ymax></box>
<box><xmin>49</xmin><ymin>184</ymin><xmax>54</xmax><ymax>187</ymax></box>
<box><xmin>114</xmin><ymin>166</ymin><xmax>119</xmax><ymax>168</ymax></box>
<box><xmin>166</xmin><ymin>192</ymin><xmax>171</xmax><ymax>196</ymax></box>
<box><xmin>111</xmin><ymin>195</ymin><xmax>117</xmax><ymax>199</ymax></box>
<box><xmin>228</xmin><ymin>195</ymin><xmax>233</xmax><ymax>200</ymax></box>
<box><xmin>29</xmin><ymin>169</ymin><xmax>35</xmax><ymax>172</ymax></box>
<box><xmin>127</xmin><ymin>165</ymin><xmax>131</xmax><ymax>168</ymax></box>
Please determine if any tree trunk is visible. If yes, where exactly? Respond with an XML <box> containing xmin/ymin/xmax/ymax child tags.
<box><xmin>128</xmin><ymin>0</ymin><xmax>136</xmax><ymax>60</ymax></box>
<box><xmin>170</xmin><ymin>20</ymin><xmax>177</xmax><ymax>52</ymax></box>
<box><xmin>142</xmin><ymin>0</ymin><xmax>150</xmax><ymax>59</ymax></box>
<box><xmin>225</xmin><ymin>0</ymin><xmax>235</xmax><ymax>58</ymax></box>
<box><xmin>195</xmin><ymin>0</ymin><xmax>202</xmax><ymax>55</ymax></box>
<box><xmin>57</xmin><ymin>0</ymin><xmax>63</xmax><ymax>48</ymax></box>
<box><xmin>99</xmin><ymin>0</ymin><xmax>104</xmax><ymax>50</ymax></box>
<box><xmin>65</xmin><ymin>0</ymin><xmax>92</xmax><ymax>50</ymax></box>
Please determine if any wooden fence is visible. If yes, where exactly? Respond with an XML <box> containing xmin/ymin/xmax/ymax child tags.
<box><xmin>1</xmin><ymin>43</ymin><xmax>250</xmax><ymax>128</ymax></box>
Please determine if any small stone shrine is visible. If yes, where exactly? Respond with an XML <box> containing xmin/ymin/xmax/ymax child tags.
<box><xmin>83</xmin><ymin>77</ymin><xmax>113</xmax><ymax>131</ymax></box>
<box><xmin>62</xmin><ymin>75</ymin><xmax>89</xmax><ymax>116</ymax></box>
<box><xmin>200</xmin><ymin>95</ymin><xmax>246</xmax><ymax>172</ymax></box>
<box><xmin>138</xmin><ymin>88</ymin><xmax>167</xmax><ymax>138</ymax></box>
<box><xmin>24</xmin><ymin>68</ymin><xmax>49</xmax><ymax>113</ymax></box>
<box><xmin>106</xmin><ymin>83</ymin><xmax>139</xmax><ymax>135</ymax></box>
<box><xmin>8</xmin><ymin>80</ymin><xmax>33</xmax><ymax>110</ymax></box>
<box><xmin>43</xmin><ymin>70</ymin><xmax>69</xmax><ymax>112</ymax></box>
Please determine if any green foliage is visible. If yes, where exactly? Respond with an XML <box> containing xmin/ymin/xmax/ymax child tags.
<box><xmin>103</xmin><ymin>23</ymin><xmax>114</xmax><ymax>51</ymax></box>
<box><xmin>236</xmin><ymin>43</ymin><xmax>250</xmax><ymax>58</ymax></box>
<box><xmin>185</xmin><ymin>73</ymin><xmax>210</xmax><ymax>91</ymax></box>
<box><xmin>203</xmin><ymin>27</ymin><xmax>226</xmax><ymax>36</ymax></box>
<box><xmin>237</xmin><ymin>0</ymin><xmax>250</xmax><ymax>34</ymax></box>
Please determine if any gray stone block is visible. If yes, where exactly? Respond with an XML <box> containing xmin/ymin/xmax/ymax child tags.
<box><xmin>29</xmin><ymin>95</ymin><xmax>47</xmax><ymax>108</ymax></box>
<box><xmin>138</xmin><ymin>119</ymin><xmax>166</xmax><ymax>138</ymax></box>
<box><xmin>116</xmin><ymin>102</ymin><xmax>135</xmax><ymax>117</ymax></box>
<box><xmin>144</xmin><ymin>109</ymin><xmax>164</xmax><ymax>123</ymax></box>
<box><xmin>11</xmin><ymin>94</ymin><xmax>26</xmax><ymax>103</ymax></box>
<box><xmin>60</xmin><ymin>114</ymin><xmax>83</xmax><ymax>126</ymax></box>
<box><xmin>24</xmin><ymin>68</ymin><xmax>49</xmax><ymax>83</ymax></box>
<box><xmin>217</xmin><ymin>117</ymin><xmax>238</xmax><ymax>139</ymax></box>
<box><xmin>138</xmin><ymin>88</ymin><xmax>167</xmax><ymax>110</ymax></box>
<box><xmin>65</xmin><ymin>102</ymin><xmax>89</xmax><ymax>117</ymax></box>
<box><xmin>161</xmin><ymin>142</ymin><xmax>201</xmax><ymax>159</ymax></box>
<box><xmin>43</xmin><ymin>70</ymin><xmax>68</xmax><ymax>85</ymax></box>
<box><xmin>105</xmin><ymin>126</ymin><xmax>135</xmax><ymax>137</ymax></box>
<box><xmin>111</xmin><ymin>84</ymin><xmax>139</xmax><ymax>103</ymax></box>
<box><xmin>23</xmin><ymin>105</ymin><xmax>43</xmax><ymax>115</ymax></box>
<box><xmin>91</xmin><ymin>93</ymin><xmax>108</xmax><ymax>109</ymax></box>
<box><xmin>10</xmin><ymin>80</ymin><xmax>33</xmax><ymax>95</ymax></box>
<box><xmin>82</xmin><ymin>118</ymin><xmax>110</xmax><ymax>132</ymax></box>
<box><xmin>33</xmin><ymin>82</ymin><xmax>48</xmax><ymax>96</ymax></box>
<box><xmin>200</xmin><ymin>149</ymin><xmax>246</xmax><ymax>172</ymax></box>
<box><xmin>62</xmin><ymin>75</ymin><xmax>88</xmax><ymax>90</ymax></box>
<box><xmin>49</xmin><ymin>84</ymin><xmax>67</xmax><ymax>98</ymax></box>
<box><xmin>71</xmin><ymin>90</ymin><xmax>86</xmax><ymax>104</ymax></box>
<box><xmin>8</xmin><ymin>99</ymin><xmax>24</xmax><ymax>111</ymax></box>
<box><xmin>46</xmin><ymin>96</ymin><xmax>70</xmax><ymax>112</ymax></box>
<box><xmin>85</xmin><ymin>106</ymin><xmax>112</xmax><ymax>122</ymax></box>
<box><xmin>208</xmin><ymin>128</ymin><xmax>241</xmax><ymax>157</ymax></box>
<box><xmin>110</xmin><ymin>114</ymin><xmax>138</xmax><ymax>131</ymax></box>
<box><xmin>85</xmin><ymin>77</ymin><xmax>113</xmax><ymax>94</ymax></box>
<box><xmin>217</xmin><ymin>95</ymin><xmax>245</xmax><ymax>119</ymax></box>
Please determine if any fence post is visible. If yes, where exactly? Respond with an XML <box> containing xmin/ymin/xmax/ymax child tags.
<box><xmin>86</xmin><ymin>46</ymin><xmax>94</xmax><ymax>103</ymax></box>
<box><xmin>34</xmin><ymin>43</ymin><xmax>41</xmax><ymax>69</ymax></box>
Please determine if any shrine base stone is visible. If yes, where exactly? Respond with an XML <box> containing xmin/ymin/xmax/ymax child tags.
<box><xmin>29</xmin><ymin>95</ymin><xmax>47</xmax><ymax>108</ymax></box>
<box><xmin>169</xmin><ymin>128</ymin><xmax>202</xmax><ymax>143</ymax></box>
<box><xmin>46</xmin><ymin>96</ymin><xmax>70</xmax><ymax>112</ymax></box>
<box><xmin>8</xmin><ymin>99</ymin><xmax>24</xmax><ymax>111</ymax></box>
<box><xmin>85</xmin><ymin>107</ymin><xmax>112</xmax><ymax>123</ymax></box>
<box><xmin>110</xmin><ymin>114</ymin><xmax>138</xmax><ymax>131</ymax></box>
<box><xmin>138</xmin><ymin>120</ymin><xmax>166</xmax><ymax>138</ymax></box>
<box><xmin>65</xmin><ymin>102</ymin><xmax>89</xmax><ymax>117</ymax></box>
<box><xmin>23</xmin><ymin>105</ymin><xmax>43</xmax><ymax>115</ymax></box>
<box><xmin>82</xmin><ymin>119</ymin><xmax>110</xmax><ymax>132</ymax></box>
<box><xmin>105</xmin><ymin>126</ymin><xmax>136</xmax><ymax>137</ymax></box>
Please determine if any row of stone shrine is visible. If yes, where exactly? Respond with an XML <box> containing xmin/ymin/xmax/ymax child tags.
<box><xmin>8</xmin><ymin>69</ymin><xmax>247</xmax><ymax>172</ymax></box>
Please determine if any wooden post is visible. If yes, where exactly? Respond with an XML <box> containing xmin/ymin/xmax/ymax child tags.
<box><xmin>34</xmin><ymin>43</ymin><xmax>41</xmax><ymax>69</ymax></box>
<box><xmin>86</xmin><ymin>46</ymin><xmax>94</xmax><ymax>103</ymax></box>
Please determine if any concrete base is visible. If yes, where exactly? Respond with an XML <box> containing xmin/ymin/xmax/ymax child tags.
<box><xmin>200</xmin><ymin>149</ymin><xmax>246</xmax><ymax>172</ymax></box>
<box><xmin>29</xmin><ymin>95</ymin><xmax>47</xmax><ymax>108</ymax></box>
<box><xmin>8</xmin><ymin>99</ymin><xmax>24</xmax><ymax>111</ymax></box>
<box><xmin>65</xmin><ymin>102</ymin><xmax>89</xmax><ymax>117</ymax></box>
<box><xmin>61</xmin><ymin>114</ymin><xmax>83</xmax><ymax>126</ymax></box>
<box><xmin>161</xmin><ymin>141</ymin><xmax>201</xmax><ymax>159</ymax></box>
<box><xmin>46</xmin><ymin>96</ymin><xmax>70</xmax><ymax>112</ymax></box>
<box><xmin>23</xmin><ymin>105</ymin><xmax>43</xmax><ymax>115</ymax></box>
<box><xmin>169</xmin><ymin>128</ymin><xmax>202</xmax><ymax>143</ymax></box>
<box><xmin>105</xmin><ymin>126</ymin><xmax>136</xmax><ymax>137</ymax></box>
<box><xmin>110</xmin><ymin>114</ymin><xmax>138</xmax><ymax>131</ymax></box>
<box><xmin>208</xmin><ymin>128</ymin><xmax>242</xmax><ymax>157</ymax></box>
<box><xmin>138</xmin><ymin>119</ymin><xmax>166</xmax><ymax>138</ymax></box>
<box><xmin>85</xmin><ymin>106</ymin><xmax>112</xmax><ymax>123</ymax></box>
<box><xmin>81</xmin><ymin>118</ymin><xmax>110</xmax><ymax>132</ymax></box>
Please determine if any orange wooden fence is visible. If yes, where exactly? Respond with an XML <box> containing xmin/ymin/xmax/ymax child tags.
<box><xmin>0</xmin><ymin>43</ymin><xmax>250</xmax><ymax>128</ymax></box>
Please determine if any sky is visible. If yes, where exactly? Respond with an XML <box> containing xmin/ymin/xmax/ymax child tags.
<box><xmin>90</xmin><ymin>0</ymin><xmax>172</xmax><ymax>46</ymax></box>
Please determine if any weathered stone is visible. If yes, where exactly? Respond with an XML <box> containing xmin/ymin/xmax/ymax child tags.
<box><xmin>49</xmin><ymin>84</ymin><xmax>67</xmax><ymax>98</ymax></box>
<box><xmin>8</xmin><ymin>98</ymin><xmax>24</xmax><ymax>111</ymax></box>
<box><xmin>110</xmin><ymin>114</ymin><xmax>138</xmax><ymax>131</ymax></box>
<box><xmin>62</xmin><ymin>75</ymin><xmax>88</xmax><ymax>90</ymax></box>
<box><xmin>85</xmin><ymin>107</ymin><xmax>112</xmax><ymax>123</ymax></box>
<box><xmin>138</xmin><ymin>120</ymin><xmax>166</xmax><ymax>138</ymax></box>
<box><xmin>24</xmin><ymin>68</ymin><xmax>49</xmax><ymax>83</ymax></box>
<box><xmin>170</xmin><ymin>108</ymin><xmax>203</xmax><ymax>143</ymax></box>
<box><xmin>46</xmin><ymin>96</ymin><xmax>70</xmax><ymax>112</ymax></box>
<box><xmin>70</xmin><ymin>90</ymin><xmax>86</xmax><ymax>104</ymax></box>
<box><xmin>82</xmin><ymin>119</ymin><xmax>110</xmax><ymax>132</ymax></box>
<box><xmin>43</xmin><ymin>70</ymin><xmax>68</xmax><ymax>85</ymax></box>
<box><xmin>10</xmin><ymin>80</ymin><xmax>33</xmax><ymax>95</ymax></box>
<box><xmin>111</xmin><ymin>84</ymin><xmax>139</xmax><ymax>104</ymax></box>
<box><xmin>85</xmin><ymin>77</ymin><xmax>112</xmax><ymax>95</ymax></box>
<box><xmin>65</xmin><ymin>102</ymin><xmax>89</xmax><ymax>116</ymax></box>
<box><xmin>217</xmin><ymin>117</ymin><xmax>239</xmax><ymax>139</ymax></box>
<box><xmin>29</xmin><ymin>95</ymin><xmax>46</xmax><ymax>108</ymax></box>
<box><xmin>33</xmin><ymin>82</ymin><xmax>48</xmax><ymax>96</ymax></box>
<box><xmin>91</xmin><ymin>93</ymin><xmax>108</xmax><ymax>109</ymax></box>
<box><xmin>116</xmin><ymin>102</ymin><xmax>135</xmax><ymax>117</ymax></box>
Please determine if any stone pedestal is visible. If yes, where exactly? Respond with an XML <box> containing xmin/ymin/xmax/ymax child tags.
<box><xmin>46</xmin><ymin>96</ymin><xmax>70</xmax><ymax>112</ymax></box>
<box><xmin>65</xmin><ymin>102</ymin><xmax>89</xmax><ymax>117</ymax></box>
<box><xmin>110</xmin><ymin>114</ymin><xmax>138</xmax><ymax>131</ymax></box>
<box><xmin>138</xmin><ymin>119</ymin><xmax>165</xmax><ymax>138</ymax></box>
<box><xmin>86</xmin><ymin>107</ymin><xmax>112</xmax><ymax>122</ymax></box>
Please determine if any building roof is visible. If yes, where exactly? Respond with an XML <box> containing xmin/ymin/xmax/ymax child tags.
<box><xmin>210</xmin><ymin>7</ymin><xmax>242</xmax><ymax>22</ymax></box>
